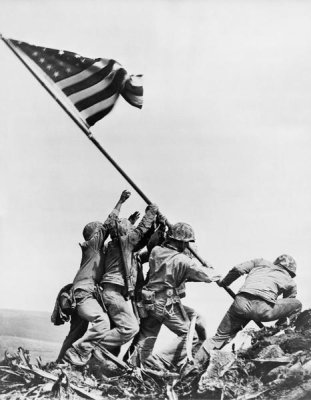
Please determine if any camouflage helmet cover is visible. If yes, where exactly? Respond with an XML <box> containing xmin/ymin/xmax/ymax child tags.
<box><xmin>168</xmin><ymin>222</ymin><xmax>195</xmax><ymax>242</ymax></box>
<box><xmin>83</xmin><ymin>221</ymin><xmax>104</xmax><ymax>241</ymax></box>
<box><xmin>274</xmin><ymin>254</ymin><xmax>297</xmax><ymax>277</ymax></box>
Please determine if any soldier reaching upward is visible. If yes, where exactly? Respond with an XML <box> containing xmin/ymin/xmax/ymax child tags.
<box><xmin>62</xmin><ymin>190</ymin><xmax>130</xmax><ymax>366</ymax></box>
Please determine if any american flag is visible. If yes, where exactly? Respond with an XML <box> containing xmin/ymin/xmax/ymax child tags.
<box><xmin>8</xmin><ymin>39</ymin><xmax>143</xmax><ymax>127</ymax></box>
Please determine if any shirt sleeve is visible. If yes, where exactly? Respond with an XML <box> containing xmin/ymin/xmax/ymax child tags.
<box><xmin>128</xmin><ymin>208</ymin><xmax>157</xmax><ymax>249</ymax></box>
<box><xmin>103</xmin><ymin>208</ymin><xmax>120</xmax><ymax>226</ymax></box>
<box><xmin>221</xmin><ymin>258</ymin><xmax>262</xmax><ymax>287</ymax></box>
<box><xmin>184</xmin><ymin>259</ymin><xmax>222</xmax><ymax>283</ymax></box>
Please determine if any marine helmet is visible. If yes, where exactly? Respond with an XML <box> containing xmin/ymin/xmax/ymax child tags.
<box><xmin>83</xmin><ymin>221</ymin><xmax>103</xmax><ymax>241</ymax></box>
<box><xmin>168</xmin><ymin>222</ymin><xmax>195</xmax><ymax>242</ymax></box>
<box><xmin>274</xmin><ymin>254</ymin><xmax>297</xmax><ymax>277</ymax></box>
<box><xmin>109</xmin><ymin>218</ymin><xmax>134</xmax><ymax>239</ymax></box>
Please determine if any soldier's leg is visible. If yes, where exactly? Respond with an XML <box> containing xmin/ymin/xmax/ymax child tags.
<box><xmin>155</xmin><ymin>305</ymin><xmax>204</xmax><ymax>368</ymax></box>
<box><xmin>57</xmin><ymin>311</ymin><xmax>88</xmax><ymax>362</ymax></box>
<box><xmin>160</xmin><ymin>303</ymin><xmax>192</xmax><ymax>367</ymax></box>
<box><xmin>64</xmin><ymin>292</ymin><xmax>110</xmax><ymax>365</ymax></box>
<box><xmin>100</xmin><ymin>284</ymin><xmax>139</xmax><ymax>353</ymax></box>
<box><xmin>125</xmin><ymin>315</ymin><xmax>162</xmax><ymax>367</ymax></box>
<box><xmin>260</xmin><ymin>297</ymin><xmax>302</xmax><ymax>324</ymax></box>
<box><xmin>204</xmin><ymin>295</ymin><xmax>251</xmax><ymax>352</ymax></box>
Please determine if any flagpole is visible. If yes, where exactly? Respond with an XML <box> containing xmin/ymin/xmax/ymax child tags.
<box><xmin>1</xmin><ymin>35</ymin><xmax>152</xmax><ymax>205</ymax></box>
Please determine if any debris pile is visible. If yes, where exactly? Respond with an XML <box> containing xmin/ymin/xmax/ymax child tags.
<box><xmin>1</xmin><ymin>310</ymin><xmax>311</xmax><ymax>400</ymax></box>
<box><xmin>192</xmin><ymin>309</ymin><xmax>311</xmax><ymax>400</ymax></box>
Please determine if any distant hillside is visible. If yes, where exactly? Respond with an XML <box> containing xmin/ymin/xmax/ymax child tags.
<box><xmin>0</xmin><ymin>308</ymin><xmax>67</xmax><ymax>342</ymax></box>
<box><xmin>0</xmin><ymin>308</ymin><xmax>68</xmax><ymax>362</ymax></box>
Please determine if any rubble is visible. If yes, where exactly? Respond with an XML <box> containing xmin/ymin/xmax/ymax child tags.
<box><xmin>0</xmin><ymin>309</ymin><xmax>310</xmax><ymax>400</ymax></box>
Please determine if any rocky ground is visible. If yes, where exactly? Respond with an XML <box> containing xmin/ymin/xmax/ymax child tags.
<box><xmin>1</xmin><ymin>309</ymin><xmax>311</xmax><ymax>400</ymax></box>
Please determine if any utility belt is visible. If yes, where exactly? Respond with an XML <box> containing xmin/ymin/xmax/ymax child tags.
<box><xmin>137</xmin><ymin>287</ymin><xmax>187</xmax><ymax>319</ymax></box>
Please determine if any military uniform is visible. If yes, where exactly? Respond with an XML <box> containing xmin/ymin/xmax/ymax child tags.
<box><xmin>204</xmin><ymin>255</ymin><xmax>302</xmax><ymax>352</ymax></box>
<box><xmin>132</xmin><ymin>244</ymin><xmax>220</xmax><ymax>367</ymax></box>
<box><xmin>98</xmin><ymin>205</ymin><xmax>158</xmax><ymax>354</ymax></box>
<box><xmin>63</xmin><ymin>211</ymin><xmax>119</xmax><ymax>365</ymax></box>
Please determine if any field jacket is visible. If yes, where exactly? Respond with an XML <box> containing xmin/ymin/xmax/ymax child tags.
<box><xmin>221</xmin><ymin>258</ymin><xmax>297</xmax><ymax>304</ymax></box>
<box><xmin>101</xmin><ymin>207</ymin><xmax>157</xmax><ymax>288</ymax></box>
<box><xmin>145</xmin><ymin>245</ymin><xmax>221</xmax><ymax>297</ymax></box>
<box><xmin>72</xmin><ymin>208</ymin><xmax>119</xmax><ymax>292</ymax></box>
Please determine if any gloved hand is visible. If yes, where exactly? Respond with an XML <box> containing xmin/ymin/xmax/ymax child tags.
<box><xmin>216</xmin><ymin>278</ymin><xmax>225</xmax><ymax>287</ymax></box>
<box><xmin>120</xmin><ymin>190</ymin><xmax>131</xmax><ymax>203</ymax></box>
<box><xmin>145</xmin><ymin>203</ymin><xmax>159</xmax><ymax>214</ymax></box>
<box><xmin>157</xmin><ymin>211</ymin><xmax>169</xmax><ymax>226</ymax></box>
<box><xmin>128</xmin><ymin>211</ymin><xmax>140</xmax><ymax>225</ymax></box>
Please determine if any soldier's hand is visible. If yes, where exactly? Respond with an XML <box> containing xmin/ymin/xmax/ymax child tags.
<box><xmin>120</xmin><ymin>190</ymin><xmax>131</xmax><ymax>203</ymax></box>
<box><xmin>128</xmin><ymin>211</ymin><xmax>140</xmax><ymax>224</ymax></box>
<box><xmin>217</xmin><ymin>278</ymin><xmax>225</xmax><ymax>287</ymax></box>
<box><xmin>146</xmin><ymin>203</ymin><xmax>159</xmax><ymax>214</ymax></box>
<box><xmin>157</xmin><ymin>211</ymin><xmax>168</xmax><ymax>226</ymax></box>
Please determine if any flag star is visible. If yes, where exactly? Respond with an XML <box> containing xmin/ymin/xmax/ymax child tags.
<box><xmin>59</xmin><ymin>50</ymin><xmax>64</xmax><ymax>55</ymax></box>
<box><xmin>39</xmin><ymin>58</ymin><xmax>45</xmax><ymax>63</ymax></box>
<box><xmin>32</xmin><ymin>51</ymin><xmax>38</xmax><ymax>56</ymax></box>
<box><xmin>66</xmin><ymin>67</ymin><xmax>72</xmax><ymax>73</ymax></box>
<box><xmin>53</xmin><ymin>71</ymin><xmax>60</xmax><ymax>77</ymax></box>
<box><xmin>46</xmin><ymin>65</ymin><xmax>52</xmax><ymax>70</ymax></box>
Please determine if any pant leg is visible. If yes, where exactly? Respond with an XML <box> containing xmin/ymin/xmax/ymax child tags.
<box><xmin>155</xmin><ymin>305</ymin><xmax>203</xmax><ymax>368</ymax></box>
<box><xmin>160</xmin><ymin>302</ymin><xmax>193</xmax><ymax>366</ymax></box>
<box><xmin>184</xmin><ymin>305</ymin><xmax>207</xmax><ymax>341</ymax></box>
<box><xmin>204</xmin><ymin>295</ymin><xmax>251</xmax><ymax>352</ymax></box>
<box><xmin>70</xmin><ymin>295</ymin><xmax>110</xmax><ymax>355</ymax></box>
<box><xmin>258</xmin><ymin>297</ymin><xmax>302</xmax><ymax>322</ymax></box>
<box><xmin>100</xmin><ymin>285</ymin><xmax>139</xmax><ymax>352</ymax></box>
<box><xmin>126</xmin><ymin>315</ymin><xmax>162</xmax><ymax>366</ymax></box>
<box><xmin>57</xmin><ymin>312</ymin><xmax>88</xmax><ymax>361</ymax></box>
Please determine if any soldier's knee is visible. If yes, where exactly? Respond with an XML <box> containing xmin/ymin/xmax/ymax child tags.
<box><xmin>120</xmin><ymin>320</ymin><xmax>139</xmax><ymax>342</ymax></box>
<box><xmin>293</xmin><ymin>299</ymin><xmax>302</xmax><ymax>313</ymax></box>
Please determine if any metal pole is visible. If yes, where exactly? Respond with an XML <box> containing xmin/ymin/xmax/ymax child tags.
<box><xmin>1</xmin><ymin>35</ymin><xmax>152</xmax><ymax>205</ymax></box>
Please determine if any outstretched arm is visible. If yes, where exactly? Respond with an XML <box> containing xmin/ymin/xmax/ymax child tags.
<box><xmin>219</xmin><ymin>259</ymin><xmax>260</xmax><ymax>287</ymax></box>
<box><xmin>114</xmin><ymin>190</ymin><xmax>131</xmax><ymax>212</ymax></box>
<box><xmin>105</xmin><ymin>190</ymin><xmax>131</xmax><ymax>220</ymax></box>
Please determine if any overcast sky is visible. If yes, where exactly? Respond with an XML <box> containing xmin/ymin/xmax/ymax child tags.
<box><xmin>0</xmin><ymin>0</ymin><xmax>311</xmax><ymax>337</ymax></box>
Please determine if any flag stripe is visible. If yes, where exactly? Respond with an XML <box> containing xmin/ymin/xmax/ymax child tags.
<box><xmin>74</xmin><ymin>69</ymin><xmax>126</xmax><ymax>111</ymax></box>
<box><xmin>81</xmin><ymin>94</ymin><xmax>119</xmax><ymax>120</ymax></box>
<box><xmin>67</xmin><ymin>69</ymin><xmax>116</xmax><ymax>103</ymax></box>
<box><xmin>62</xmin><ymin>60</ymin><xmax>117</xmax><ymax>96</ymax></box>
<box><xmin>85</xmin><ymin>105</ymin><xmax>115</xmax><ymax>126</ymax></box>
<box><xmin>57</xmin><ymin>59</ymin><xmax>110</xmax><ymax>89</ymax></box>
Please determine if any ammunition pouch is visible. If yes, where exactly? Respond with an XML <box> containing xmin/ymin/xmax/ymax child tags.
<box><xmin>141</xmin><ymin>289</ymin><xmax>156</xmax><ymax>311</ymax></box>
<box><xmin>164</xmin><ymin>288</ymin><xmax>187</xmax><ymax>320</ymax></box>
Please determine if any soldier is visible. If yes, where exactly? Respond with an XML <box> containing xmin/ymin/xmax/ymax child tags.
<box><xmin>95</xmin><ymin>203</ymin><xmax>159</xmax><ymax>357</ymax></box>
<box><xmin>202</xmin><ymin>254</ymin><xmax>302</xmax><ymax>354</ymax></box>
<box><xmin>62</xmin><ymin>190</ymin><xmax>131</xmax><ymax>366</ymax></box>
<box><xmin>130</xmin><ymin>222</ymin><xmax>221</xmax><ymax>369</ymax></box>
